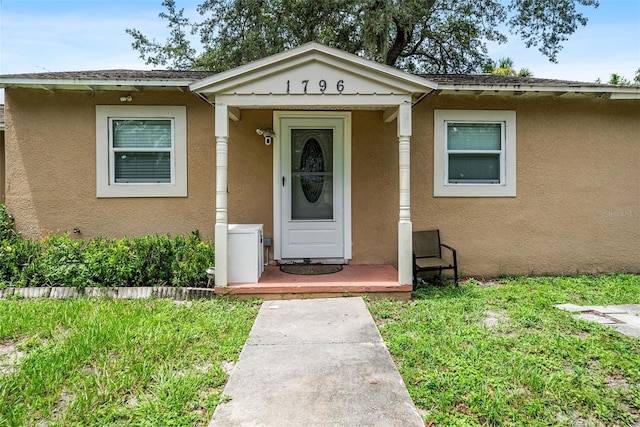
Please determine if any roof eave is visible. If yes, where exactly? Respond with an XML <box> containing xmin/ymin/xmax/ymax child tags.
<box><xmin>0</xmin><ymin>78</ymin><xmax>195</xmax><ymax>91</ymax></box>
<box><xmin>436</xmin><ymin>83</ymin><xmax>640</xmax><ymax>97</ymax></box>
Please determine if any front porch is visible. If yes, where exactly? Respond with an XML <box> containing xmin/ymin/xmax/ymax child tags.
<box><xmin>214</xmin><ymin>264</ymin><xmax>413</xmax><ymax>300</ymax></box>
<box><xmin>190</xmin><ymin>43</ymin><xmax>436</xmax><ymax>289</ymax></box>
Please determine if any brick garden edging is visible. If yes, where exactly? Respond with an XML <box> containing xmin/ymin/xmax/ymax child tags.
<box><xmin>0</xmin><ymin>287</ymin><xmax>217</xmax><ymax>300</ymax></box>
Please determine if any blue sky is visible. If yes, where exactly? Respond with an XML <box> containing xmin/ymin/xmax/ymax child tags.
<box><xmin>1</xmin><ymin>0</ymin><xmax>639</xmax><ymax>103</ymax></box>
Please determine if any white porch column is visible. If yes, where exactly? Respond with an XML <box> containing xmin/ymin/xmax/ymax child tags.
<box><xmin>214</xmin><ymin>101</ymin><xmax>229</xmax><ymax>287</ymax></box>
<box><xmin>397</xmin><ymin>102</ymin><xmax>413</xmax><ymax>285</ymax></box>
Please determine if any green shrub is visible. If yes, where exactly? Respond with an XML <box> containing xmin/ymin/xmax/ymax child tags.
<box><xmin>83</xmin><ymin>236</ymin><xmax>137</xmax><ymax>287</ymax></box>
<box><xmin>0</xmin><ymin>238</ymin><xmax>42</xmax><ymax>287</ymax></box>
<box><xmin>171</xmin><ymin>232</ymin><xmax>216</xmax><ymax>287</ymax></box>
<box><xmin>131</xmin><ymin>234</ymin><xmax>175</xmax><ymax>286</ymax></box>
<box><xmin>0</xmin><ymin>205</ymin><xmax>16</xmax><ymax>241</ymax></box>
<box><xmin>0</xmin><ymin>205</ymin><xmax>215</xmax><ymax>288</ymax></box>
<box><xmin>82</xmin><ymin>233</ymin><xmax>215</xmax><ymax>288</ymax></box>
<box><xmin>36</xmin><ymin>233</ymin><xmax>90</xmax><ymax>288</ymax></box>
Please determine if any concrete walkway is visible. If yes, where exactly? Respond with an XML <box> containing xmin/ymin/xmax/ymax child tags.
<box><xmin>555</xmin><ymin>303</ymin><xmax>640</xmax><ymax>338</ymax></box>
<box><xmin>208</xmin><ymin>297</ymin><xmax>424</xmax><ymax>426</ymax></box>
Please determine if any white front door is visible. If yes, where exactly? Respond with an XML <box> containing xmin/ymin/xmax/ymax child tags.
<box><xmin>276</xmin><ymin>113</ymin><xmax>351</xmax><ymax>260</ymax></box>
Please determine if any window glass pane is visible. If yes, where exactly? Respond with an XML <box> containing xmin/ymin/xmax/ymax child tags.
<box><xmin>291</xmin><ymin>129</ymin><xmax>334</xmax><ymax>220</ymax></box>
<box><xmin>113</xmin><ymin>119</ymin><xmax>172</xmax><ymax>148</ymax></box>
<box><xmin>114</xmin><ymin>152</ymin><xmax>171</xmax><ymax>183</ymax></box>
<box><xmin>448</xmin><ymin>153</ymin><xmax>500</xmax><ymax>183</ymax></box>
<box><xmin>447</xmin><ymin>123</ymin><xmax>501</xmax><ymax>150</ymax></box>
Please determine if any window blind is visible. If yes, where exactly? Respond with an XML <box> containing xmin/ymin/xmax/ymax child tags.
<box><xmin>113</xmin><ymin>120</ymin><xmax>172</xmax><ymax>148</ymax></box>
<box><xmin>114</xmin><ymin>152</ymin><xmax>171</xmax><ymax>183</ymax></box>
<box><xmin>448</xmin><ymin>154</ymin><xmax>500</xmax><ymax>183</ymax></box>
<box><xmin>111</xmin><ymin>119</ymin><xmax>173</xmax><ymax>183</ymax></box>
<box><xmin>447</xmin><ymin>123</ymin><xmax>501</xmax><ymax>150</ymax></box>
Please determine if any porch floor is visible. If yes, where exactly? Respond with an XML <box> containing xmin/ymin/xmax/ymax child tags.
<box><xmin>214</xmin><ymin>264</ymin><xmax>413</xmax><ymax>300</ymax></box>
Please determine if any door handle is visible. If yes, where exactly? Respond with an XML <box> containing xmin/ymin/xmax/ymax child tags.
<box><xmin>282</xmin><ymin>176</ymin><xmax>285</xmax><ymax>187</ymax></box>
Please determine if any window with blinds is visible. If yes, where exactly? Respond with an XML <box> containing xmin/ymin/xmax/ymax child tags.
<box><xmin>433</xmin><ymin>110</ymin><xmax>516</xmax><ymax>197</ymax></box>
<box><xmin>110</xmin><ymin>119</ymin><xmax>174</xmax><ymax>184</ymax></box>
<box><xmin>446</xmin><ymin>122</ymin><xmax>503</xmax><ymax>184</ymax></box>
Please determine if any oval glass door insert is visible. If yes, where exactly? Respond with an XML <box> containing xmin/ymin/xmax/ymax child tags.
<box><xmin>300</xmin><ymin>138</ymin><xmax>324</xmax><ymax>203</ymax></box>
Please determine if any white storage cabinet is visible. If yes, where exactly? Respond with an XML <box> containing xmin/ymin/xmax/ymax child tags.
<box><xmin>228</xmin><ymin>224</ymin><xmax>264</xmax><ymax>283</ymax></box>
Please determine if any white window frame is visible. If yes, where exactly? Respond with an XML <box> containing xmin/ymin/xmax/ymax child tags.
<box><xmin>434</xmin><ymin>110</ymin><xmax>516</xmax><ymax>197</ymax></box>
<box><xmin>96</xmin><ymin>106</ymin><xmax>187</xmax><ymax>198</ymax></box>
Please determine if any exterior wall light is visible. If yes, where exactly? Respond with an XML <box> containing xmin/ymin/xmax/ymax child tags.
<box><xmin>256</xmin><ymin>129</ymin><xmax>275</xmax><ymax>145</ymax></box>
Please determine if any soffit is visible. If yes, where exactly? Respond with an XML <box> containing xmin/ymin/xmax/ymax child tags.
<box><xmin>0</xmin><ymin>70</ymin><xmax>215</xmax><ymax>93</ymax></box>
<box><xmin>425</xmin><ymin>74</ymin><xmax>640</xmax><ymax>99</ymax></box>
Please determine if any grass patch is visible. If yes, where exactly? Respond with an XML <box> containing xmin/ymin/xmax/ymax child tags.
<box><xmin>0</xmin><ymin>298</ymin><xmax>259</xmax><ymax>426</ymax></box>
<box><xmin>368</xmin><ymin>274</ymin><xmax>640</xmax><ymax>426</ymax></box>
<box><xmin>2</xmin><ymin>274</ymin><xmax>638</xmax><ymax>425</ymax></box>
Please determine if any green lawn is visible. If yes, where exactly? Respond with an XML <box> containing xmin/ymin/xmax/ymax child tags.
<box><xmin>0</xmin><ymin>298</ymin><xmax>259</xmax><ymax>426</ymax></box>
<box><xmin>1</xmin><ymin>275</ymin><xmax>638</xmax><ymax>426</ymax></box>
<box><xmin>368</xmin><ymin>274</ymin><xmax>640</xmax><ymax>426</ymax></box>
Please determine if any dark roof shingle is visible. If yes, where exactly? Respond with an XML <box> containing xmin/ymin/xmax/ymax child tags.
<box><xmin>0</xmin><ymin>69</ymin><xmax>217</xmax><ymax>81</ymax></box>
<box><xmin>0</xmin><ymin>69</ymin><xmax>615</xmax><ymax>88</ymax></box>
<box><xmin>420</xmin><ymin>73</ymin><xmax>615</xmax><ymax>88</ymax></box>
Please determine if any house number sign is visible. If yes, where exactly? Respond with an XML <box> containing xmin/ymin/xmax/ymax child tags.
<box><xmin>286</xmin><ymin>79</ymin><xmax>345</xmax><ymax>94</ymax></box>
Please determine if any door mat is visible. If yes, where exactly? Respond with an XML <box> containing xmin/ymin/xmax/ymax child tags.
<box><xmin>279</xmin><ymin>264</ymin><xmax>343</xmax><ymax>275</ymax></box>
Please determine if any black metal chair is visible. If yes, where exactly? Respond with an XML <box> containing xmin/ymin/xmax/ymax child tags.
<box><xmin>412</xmin><ymin>229</ymin><xmax>458</xmax><ymax>288</ymax></box>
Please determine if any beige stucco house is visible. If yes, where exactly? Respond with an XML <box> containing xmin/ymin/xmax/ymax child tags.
<box><xmin>1</xmin><ymin>43</ymin><xmax>639</xmax><ymax>287</ymax></box>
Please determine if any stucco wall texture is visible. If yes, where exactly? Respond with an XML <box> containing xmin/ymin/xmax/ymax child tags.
<box><xmin>4</xmin><ymin>88</ymin><xmax>639</xmax><ymax>277</ymax></box>
<box><xmin>0</xmin><ymin>130</ymin><xmax>5</xmax><ymax>204</ymax></box>
<box><xmin>4</xmin><ymin>89</ymin><xmax>216</xmax><ymax>239</ymax></box>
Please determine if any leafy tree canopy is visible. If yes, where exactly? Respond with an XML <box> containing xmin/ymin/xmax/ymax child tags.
<box><xmin>482</xmin><ymin>57</ymin><xmax>533</xmax><ymax>77</ymax></box>
<box><xmin>127</xmin><ymin>0</ymin><xmax>598</xmax><ymax>73</ymax></box>
<box><xmin>603</xmin><ymin>68</ymin><xmax>640</xmax><ymax>86</ymax></box>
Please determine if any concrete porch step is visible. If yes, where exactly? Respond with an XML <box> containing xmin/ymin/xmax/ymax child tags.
<box><xmin>214</xmin><ymin>265</ymin><xmax>413</xmax><ymax>300</ymax></box>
